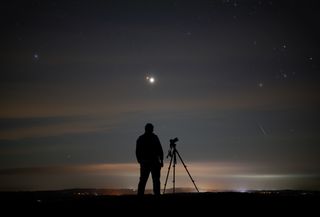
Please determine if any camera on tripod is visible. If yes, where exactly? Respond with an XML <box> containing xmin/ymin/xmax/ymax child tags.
<box><xmin>167</xmin><ymin>137</ymin><xmax>178</xmax><ymax>158</ymax></box>
<box><xmin>170</xmin><ymin>137</ymin><xmax>178</xmax><ymax>149</ymax></box>
<box><xmin>163</xmin><ymin>137</ymin><xmax>199</xmax><ymax>193</ymax></box>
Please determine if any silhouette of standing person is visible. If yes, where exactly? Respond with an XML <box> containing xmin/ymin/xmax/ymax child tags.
<box><xmin>136</xmin><ymin>123</ymin><xmax>164</xmax><ymax>196</ymax></box>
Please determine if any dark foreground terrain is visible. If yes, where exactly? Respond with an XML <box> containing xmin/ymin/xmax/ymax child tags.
<box><xmin>1</xmin><ymin>190</ymin><xmax>318</xmax><ymax>216</ymax></box>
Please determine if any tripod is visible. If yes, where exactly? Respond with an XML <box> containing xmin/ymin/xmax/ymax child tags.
<box><xmin>163</xmin><ymin>138</ymin><xmax>199</xmax><ymax>194</ymax></box>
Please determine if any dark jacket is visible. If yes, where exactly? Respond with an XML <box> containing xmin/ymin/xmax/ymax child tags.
<box><xmin>136</xmin><ymin>133</ymin><xmax>163</xmax><ymax>164</ymax></box>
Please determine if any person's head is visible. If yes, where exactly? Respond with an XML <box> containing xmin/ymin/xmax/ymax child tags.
<box><xmin>145</xmin><ymin>123</ymin><xmax>154</xmax><ymax>134</ymax></box>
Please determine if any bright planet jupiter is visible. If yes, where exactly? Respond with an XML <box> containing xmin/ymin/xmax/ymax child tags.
<box><xmin>146</xmin><ymin>76</ymin><xmax>156</xmax><ymax>84</ymax></box>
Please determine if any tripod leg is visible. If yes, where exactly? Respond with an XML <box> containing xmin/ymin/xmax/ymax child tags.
<box><xmin>175</xmin><ymin>150</ymin><xmax>200</xmax><ymax>192</ymax></box>
<box><xmin>173</xmin><ymin>156</ymin><xmax>176</xmax><ymax>194</ymax></box>
<box><xmin>163</xmin><ymin>155</ymin><xmax>173</xmax><ymax>194</ymax></box>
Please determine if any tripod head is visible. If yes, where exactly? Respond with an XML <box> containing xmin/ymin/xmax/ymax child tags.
<box><xmin>167</xmin><ymin>137</ymin><xmax>178</xmax><ymax>158</ymax></box>
<box><xmin>170</xmin><ymin>137</ymin><xmax>178</xmax><ymax>149</ymax></box>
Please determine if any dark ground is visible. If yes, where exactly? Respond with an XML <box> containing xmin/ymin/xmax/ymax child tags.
<box><xmin>1</xmin><ymin>191</ymin><xmax>319</xmax><ymax>216</ymax></box>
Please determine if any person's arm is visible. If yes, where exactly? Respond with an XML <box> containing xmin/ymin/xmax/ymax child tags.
<box><xmin>157</xmin><ymin>136</ymin><xmax>164</xmax><ymax>167</ymax></box>
<box><xmin>136</xmin><ymin>137</ymin><xmax>141</xmax><ymax>164</ymax></box>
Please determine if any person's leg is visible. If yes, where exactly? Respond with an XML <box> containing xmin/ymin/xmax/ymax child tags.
<box><xmin>151</xmin><ymin>164</ymin><xmax>161</xmax><ymax>195</ymax></box>
<box><xmin>138</xmin><ymin>164</ymin><xmax>150</xmax><ymax>195</ymax></box>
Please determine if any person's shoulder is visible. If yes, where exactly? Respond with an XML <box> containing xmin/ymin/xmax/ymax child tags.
<box><xmin>137</xmin><ymin>134</ymin><xmax>143</xmax><ymax>141</ymax></box>
<box><xmin>138</xmin><ymin>133</ymin><xmax>148</xmax><ymax>139</ymax></box>
<box><xmin>152</xmin><ymin>133</ymin><xmax>160</xmax><ymax>139</ymax></box>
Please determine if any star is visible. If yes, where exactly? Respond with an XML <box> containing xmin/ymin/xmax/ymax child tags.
<box><xmin>33</xmin><ymin>52</ymin><xmax>40</xmax><ymax>61</ymax></box>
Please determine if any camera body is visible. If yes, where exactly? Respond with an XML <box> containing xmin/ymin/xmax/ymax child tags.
<box><xmin>169</xmin><ymin>137</ymin><xmax>178</xmax><ymax>149</ymax></box>
<box><xmin>167</xmin><ymin>137</ymin><xmax>178</xmax><ymax>158</ymax></box>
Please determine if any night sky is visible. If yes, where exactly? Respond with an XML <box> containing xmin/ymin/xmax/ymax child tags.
<box><xmin>1</xmin><ymin>0</ymin><xmax>320</xmax><ymax>191</ymax></box>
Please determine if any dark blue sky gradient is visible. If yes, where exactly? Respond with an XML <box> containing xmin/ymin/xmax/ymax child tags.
<box><xmin>1</xmin><ymin>0</ymin><xmax>319</xmax><ymax>191</ymax></box>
